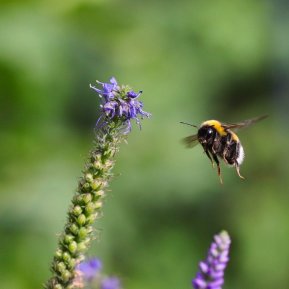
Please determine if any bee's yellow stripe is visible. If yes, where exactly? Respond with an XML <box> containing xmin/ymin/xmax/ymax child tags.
<box><xmin>202</xmin><ymin>120</ymin><xmax>227</xmax><ymax>136</ymax></box>
<box><xmin>202</xmin><ymin>120</ymin><xmax>240</xmax><ymax>141</ymax></box>
<box><xmin>230</xmin><ymin>131</ymin><xmax>239</xmax><ymax>142</ymax></box>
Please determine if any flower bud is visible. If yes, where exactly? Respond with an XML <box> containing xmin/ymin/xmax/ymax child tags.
<box><xmin>64</xmin><ymin>235</ymin><xmax>74</xmax><ymax>244</ymax></box>
<box><xmin>85</xmin><ymin>202</ymin><xmax>95</xmax><ymax>214</ymax></box>
<box><xmin>86</xmin><ymin>214</ymin><xmax>97</xmax><ymax>224</ymax></box>
<box><xmin>93</xmin><ymin>160</ymin><xmax>102</xmax><ymax>169</ymax></box>
<box><xmin>56</xmin><ymin>262</ymin><xmax>66</xmax><ymax>273</ymax></box>
<box><xmin>62</xmin><ymin>252</ymin><xmax>71</xmax><ymax>263</ymax></box>
<box><xmin>78</xmin><ymin>227</ymin><xmax>88</xmax><ymax>239</ymax></box>
<box><xmin>61</xmin><ymin>270</ymin><xmax>72</xmax><ymax>282</ymax></box>
<box><xmin>68</xmin><ymin>241</ymin><xmax>78</xmax><ymax>254</ymax></box>
<box><xmin>85</xmin><ymin>173</ymin><xmax>93</xmax><ymax>182</ymax></box>
<box><xmin>95</xmin><ymin>201</ymin><xmax>102</xmax><ymax>209</ymax></box>
<box><xmin>95</xmin><ymin>190</ymin><xmax>105</xmax><ymax>197</ymax></box>
<box><xmin>77</xmin><ymin>241</ymin><xmax>87</xmax><ymax>252</ymax></box>
<box><xmin>83</xmin><ymin>182</ymin><xmax>90</xmax><ymax>190</ymax></box>
<box><xmin>82</xmin><ymin>193</ymin><xmax>92</xmax><ymax>204</ymax></box>
<box><xmin>77</xmin><ymin>214</ymin><xmax>86</xmax><ymax>226</ymax></box>
<box><xmin>55</xmin><ymin>249</ymin><xmax>63</xmax><ymax>260</ymax></box>
<box><xmin>91</xmin><ymin>180</ymin><xmax>102</xmax><ymax>190</ymax></box>
<box><xmin>72</xmin><ymin>205</ymin><xmax>82</xmax><ymax>216</ymax></box>
<box><xmin>68</xmin><ymin>258</ymin><xmax>76</xmax><ymax>269</ymax></box>
<box><xmin>69</xmin><ymin>224</ymin><xmax>79</xmax><ymax>235</ymax></box>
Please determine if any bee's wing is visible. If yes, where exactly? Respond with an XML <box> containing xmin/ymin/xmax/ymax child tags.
<box><xmin>183</xmin><ymin>134</ymin><xmax>199</xmax><ymax>148</ymax></box>
<box><xmin>222</xmin><ymin>115</ymin><xmax>268</xmax><ymax>131</ymax></box>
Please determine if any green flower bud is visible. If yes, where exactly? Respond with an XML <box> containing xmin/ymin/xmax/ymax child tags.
<box><xmin>91</xmin><ymin>180</ymin><xmax>102</xmax><ymax>190</ymax></box>
<box><xmin>93</xmin><ymin>160</ymin><xmax>102</xmax><ymax>169</ymax></box>
<box><xmin>68</xmin><ymin>258</ymin><xmax>76</xmax><ymax>269</ymax></box>
<box><xmin>72</xmin><ymin>205</ymin><xmax>82</xmax><ymax>216</ymax></box>
<box><xmin>86</xmin><ymin>214</ymin><xmax>97</xmax><ymax>224</ymax></box>
<box><xmin>62</xmin><ymin>252</ymin><xmax>71</xmax><ymax>263</ymax></box>
<box><xmin>77</xmin><ymin>242</ymin><xmax>87</xmax><ymax>252</ymax></box>
<box><xmin>61</xmin><ymin>270</ymin><xmax>72</xmax><ymax>282</ymax></box>
<box><xmin>95</xmin><ymin>190</ymin><xmax>105</xmax><ymax>197</ymax></box>
<box><xmin>64</xmin><ymin>235</ymin><xmax>74</xmax><ymax>244</ymax></box>
<box><xmin>56</xmin><ymin>262</ymin><xmax>66</xmax><ymax>273</ymax></box>
<box><xmin>55</xmin><ymin>249</ymin><xmax>63</xmax><ymax>260</ymax></box>
<box><xmin>95</xmin><ymin>201</ymin><xmax>102</xmax><ymax>209</ymax></box>
<box><xmin>85</xmin><ymin>202</ymin><xmax>95</xmax><ymax>214</ymax></box>
<box><xmin>69</xmin><ymin>224</ymin><xmax>79</xmax><ymax>235</ymax></box>
<box><xmin>82</xmin><ymin>193</ymin><xmax>92</xmax><ymax>204</ymax></box>
<box><xmin>78</xmin><ymin>227</ymin><xmax>88</xmax><ymax>239</ymax></box>
<box><xmin>68</xmin><ymin>241</ymin><xmax>78</xmax><ymax>254</ymax></box>
<box><xmin>83</xmin><ymin>182</ymin><xmax>90</xmax><ymax>190</ymax></box>
<box><xmin>77</xmin><ymin>214</ymin><xmax>86</xmax><ymax>226</ymax></box>
<box><xmin>85</xmin><ymin>173</ymin><xmax>93</xmax><ymax>182</ymax></box>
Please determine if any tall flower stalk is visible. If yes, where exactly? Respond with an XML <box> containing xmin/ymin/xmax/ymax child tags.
<box><xmin>192</xmin><ymin>231</ymin><xmax>231</xmax><ymax>289</ymax></box>
<box><xmin>45</xmin><ymin>77</ymin><xmax>150</xmax><ymax>289</ymax></box>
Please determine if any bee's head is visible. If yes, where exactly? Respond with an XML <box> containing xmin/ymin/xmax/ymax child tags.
<box><xmin>198</xmin><ymin>125</ymin><xmax>216</xmax><ymax>145</ymax></box>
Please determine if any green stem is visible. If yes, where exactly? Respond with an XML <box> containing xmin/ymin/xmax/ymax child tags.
<box><xmin>45</xmin><ymin>125</ymin><xmax>122</xmax><ymax>289</ymax></box>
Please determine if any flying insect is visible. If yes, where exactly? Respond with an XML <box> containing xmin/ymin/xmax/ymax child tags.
<box><xmin>181</xmin><ymin>115</ymin><xmax>267</xmax><ymax>184</ymax></box>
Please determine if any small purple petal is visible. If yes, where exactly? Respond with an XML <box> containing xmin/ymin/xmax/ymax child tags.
<box><xmin>192</xmin><ymin>277</ymin><xmax>207</xmax><ymax>289</ymax></box>
<box><xmin>208</xmin><ymin>278</ymin><xmax>224</xmax><ymax>288</ymax></box>
<box><xmin>127</xmin><ymin>90</ymin><xmax>142</xmax><ymax>98</ymax></box>
<box><xmin>76</xmin><ymin>258</ymin><xmax>102</xmax><ymax>280</ymax></box>
<box><xmin>100</xmin><ymin>277</ymin><xmax>121</xmax><ymax>289</ymax></box>
<box><xmin>199</xmin><ymin>262</ymin><xmax>209</xmax><ymax>273</ymax></box>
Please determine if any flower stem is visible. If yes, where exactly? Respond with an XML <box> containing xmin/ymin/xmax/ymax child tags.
<box><xmin>45</xmin><ymin>125</ymin><xmax>123</xmax><ymax>289</ymax></box>
<box><xmin>45</xmin><ymin>77</ymin><xmax>150</xmax><ymax>289</ymax></box>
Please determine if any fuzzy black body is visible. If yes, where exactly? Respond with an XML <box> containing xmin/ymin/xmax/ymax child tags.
<box><xmin>197</xmin><ymin>125</ymin><xmax>241</xmax><ymax>167</ymax></box>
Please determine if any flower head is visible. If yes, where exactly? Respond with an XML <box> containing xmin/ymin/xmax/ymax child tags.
<box><xmin>76</xmin><ymin>258</ymin><xmax>102</xmax><ymax>281</ymax></box>
<box><xmin>90</xmin><ymin>77</ymin><xmax>151</xmax><ymax>133</ymax></box>
<box><xmin>192</xmin><ymin>231</ymin><xmax>231</xmax><ymax>289</ymax></box>
<box><xmin>101</xmin><ymin>277</ymin><xmax>121</xmax><ymax>289</ymax></box>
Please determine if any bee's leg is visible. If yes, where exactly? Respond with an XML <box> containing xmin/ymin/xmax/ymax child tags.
<box><xmin>235</xmin><ymin>162</ymin><xmax>245</xmax><ymax>179</ymax></box>
<box><xmin>223</xmin><ymin>138</ymin><xmax>232</xmax><ymax>164</ymax></box>
<box><xmin>212</xmin><ymin>153</ymin><xmax>223</xmax><ymax>184</ymax></box>
<box><xmin>205</xmin><ymin>150</ymin><xmax>214</xmax><ymax>168</ymax></box>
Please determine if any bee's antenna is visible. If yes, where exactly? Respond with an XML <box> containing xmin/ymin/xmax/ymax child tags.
<box><xmin>180</xmin><ymin>121</ymin><xmax>198</xmax><ymax>128</ymax></box>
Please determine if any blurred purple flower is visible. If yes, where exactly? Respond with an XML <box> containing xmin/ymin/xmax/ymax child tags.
<box><xmin>192</xmin><ymin>231</ymin><xmax>231</xmax><ymax>289</ymax></box>
<box><xmin>90</xmin><ymin>77</ymin><xmax>150</xmax><ymax>133</ymax></box>
<box><xmin>76</xmin><ymin>258</ymin><xmax>102</xmax><ymax>281</ymax></box>
<box><xmin>100</xmin><ymin>277</ymin><xmax>121</xmax><ymax>289</ymax></box>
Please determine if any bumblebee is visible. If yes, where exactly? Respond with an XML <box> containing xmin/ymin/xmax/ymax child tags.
<box><xmin>181</xmin><ymin>115</ymin><xmax>267</xmax><ymax>184</ymax></box>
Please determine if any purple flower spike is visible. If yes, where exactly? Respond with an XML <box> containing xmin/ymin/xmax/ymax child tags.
<box><xmin>100</xmin><ymin>277</ymin><xmax>121</xmax><ymax>289</ymax></box>
<box><xmin>90</xmin><ymin>77</ymin><xmax>150</xmax><ymax>133</ymax></box>
<box><xmin>192</xmin><ymin>231</ymin><xmax>231</xmax><ymax>289</ymax></box>
<box><xmin>76</xmin><ymin>258</ymin><xmax>102</xmax><ymax>280</ymax></box>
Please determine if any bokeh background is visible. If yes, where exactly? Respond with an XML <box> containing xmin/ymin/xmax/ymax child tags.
<box><xmin>1</xmin><ymin>1</ymin><xmax>289</xmax><ymax>289</ymax></box>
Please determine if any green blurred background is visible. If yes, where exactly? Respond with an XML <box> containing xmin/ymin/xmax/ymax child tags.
<box><xmin>1</xmin><ymin>0</ymin><xmax>289</xmax><ymax>288</ymax></box>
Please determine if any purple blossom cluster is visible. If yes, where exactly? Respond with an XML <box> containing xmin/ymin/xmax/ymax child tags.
<box><xmin>76</xmin><ymin>258</ymin><xmax>102</xmax><ymax>281</ymax></box>
<box><xmin>90</xmin><ymin>77</ymin><xmax>151</xmax><ymax>133</ymax></box>
<box><xmin>192</xmin><ymin>231</ymin><xmax>231</xmax><ymax>289</ymax></box>
<box><xmin>74</xmin><ymin>258</ymin><xmax>121</xmax><ymax>289</ymax></box>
